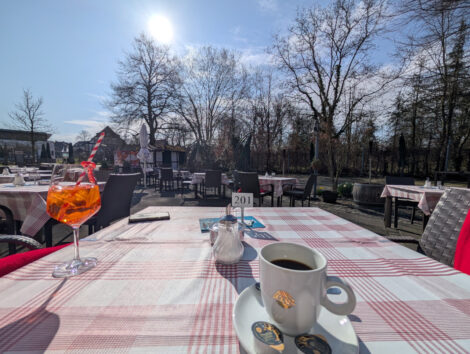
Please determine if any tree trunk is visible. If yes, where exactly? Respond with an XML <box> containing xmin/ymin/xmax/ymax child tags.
<box><xmin>30</xmin><ymin>131</ymin><xmax>36</xmax><ymax>164</ymax></box>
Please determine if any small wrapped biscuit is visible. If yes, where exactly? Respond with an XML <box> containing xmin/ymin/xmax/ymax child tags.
<box><xmin>252</xmin><ymin>321</ymin><xmax>284</xmax><ymax>353</ymax></box>
<box><xmin>294</xmin><ymin>334</ymin><xmax>331</xmax><ymax>354</ymax></box>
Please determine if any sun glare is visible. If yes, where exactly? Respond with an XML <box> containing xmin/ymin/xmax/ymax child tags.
<box><xmin>148</xmin><ymin>15</ymin><xmax>173</xmax><ymax>44</ymax></box>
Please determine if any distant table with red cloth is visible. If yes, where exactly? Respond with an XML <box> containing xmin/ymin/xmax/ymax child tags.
<box><xmin>381</xmin><ymin>185</ymin><xmax>445</xmax><ymax>228</ymax></box>
<box><xmin>1</xmin><ymin>206</ymin><xmax>470</xmax><ymax>352</ymax></box>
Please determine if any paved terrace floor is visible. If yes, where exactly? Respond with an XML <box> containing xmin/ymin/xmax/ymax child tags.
<box><xmin>0</xmin><ymin>175</ymin><xmax>425</xmax><ymax>258</ymax></box>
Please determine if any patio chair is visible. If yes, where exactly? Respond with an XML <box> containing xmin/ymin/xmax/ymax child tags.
<box><xmin>94</xmin><ymin>169</ymin><xmax>111</xmax><ymax>182</ymax></box>
<box><xmin>284</xmin><ymin>174</ymin><xmax>315</xmax><ymax>207</ymax></box>
<box><xmin>232</xmin><ymin>170</ymin><xmax>240</xmax><ymax>191</ymax></box>
<box><xmin>238</xmin><ymin>172</ymin><xmax>274</xmax><ymax>207</ymax></box>
<box><xmin>158</xmin><ymin>168</ymin><xmax>174</xmax><ymax>191</ymax></box>
<box><xmin>385</xmin><ymin>176</ymin><xmax>418</xmax><ymax>227</ymax></box>
<box><xmin>386</xmin><ymin>188</ymin><xmax>470</xmax><ymax>267</ymax></box>
<box><xmin>85</xmin><ymin>173</ymin><xmax>140</xmax><ymax>233</ymax></box>
<box><xmin>203</xmin><ymin>170</ymin><xmax>222</xmax><ymax>198</ymax></box>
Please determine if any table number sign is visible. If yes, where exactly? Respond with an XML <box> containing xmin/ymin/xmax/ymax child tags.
<box><xmin>232</xmin><ymin>192</ymin><xmax>253</xmax><ymax>224</ymax></box>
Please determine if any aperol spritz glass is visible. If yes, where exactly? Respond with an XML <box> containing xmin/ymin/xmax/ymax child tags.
<box><xmin>47</xmin><ymin>163</ymin><xmax>101</xmax><ymax>278</ymax></box>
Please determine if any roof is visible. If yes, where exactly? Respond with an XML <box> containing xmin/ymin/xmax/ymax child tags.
<box><xmin>149</xmin><ymin>141</ymin><xmax>186</xmax><ymax>152</ymax></box>
<box><xmin>0</xmin><ymin>128</ymin><xmax>51</xmax><ymax>141</ymax></box>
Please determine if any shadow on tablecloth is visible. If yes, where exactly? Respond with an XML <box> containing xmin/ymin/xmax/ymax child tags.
<box><xmin>0</xmin><ymin>279</ymin><xmax>66</xmax><ymax>352</ymax></box>
<box><xmin>216</xmin><ymin>242</ymin><xmax>258</xmax><ymax>294</ymax></box>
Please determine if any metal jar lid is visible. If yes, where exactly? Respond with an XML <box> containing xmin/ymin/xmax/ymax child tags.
<box><xmin>219</xmin><ymin>204</ymin><xmax>237</xmax><ymax>225</ymax></box>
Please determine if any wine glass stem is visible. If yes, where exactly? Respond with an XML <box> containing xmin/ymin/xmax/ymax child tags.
<box><xmin>73</xmin><ymin>227</ymin><xmax>80</xmax><ymax>260</ymax></box>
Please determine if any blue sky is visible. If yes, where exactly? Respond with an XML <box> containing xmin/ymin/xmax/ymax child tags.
<box><xmin>0</xmin><ymin>0</ymin><xmax>396</xmax><ymax>142</ymax></box>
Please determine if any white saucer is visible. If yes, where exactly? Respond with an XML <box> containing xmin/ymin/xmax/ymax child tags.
<box><xmin>233</xmin><ymin>284</ymin><xmax>359</xmax><ymax>354</ymax></box>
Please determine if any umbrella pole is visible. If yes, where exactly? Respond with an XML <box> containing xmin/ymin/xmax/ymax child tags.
<box><xmin>144</xmin><ymin>161</ymin><xmax>147</xmax><ymax>188</ymax></box>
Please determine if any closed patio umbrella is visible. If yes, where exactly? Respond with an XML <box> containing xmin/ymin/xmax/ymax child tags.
<box><xmin>137</xmin><ymin>124</ymin><xmax>152</xmax><ymax>187</ymax></box>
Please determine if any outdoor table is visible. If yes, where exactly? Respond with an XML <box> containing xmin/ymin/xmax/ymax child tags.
<box><xmin>381</xmin><ymin>185</ymin><xmax>445</xmax><ymax>229</ymax></box>
<box><xmin>173</xmin><ymin>170</ymin><xmax>191</xmax><ymax>179</ymax></box>
<box><xmin>0</xmin><ymin>182</ymin><xmax>105</xmax><ymax>240</ymax></box>
<box><xmin>1</xmin><ymin>206</ymin><xmax>469</xmax><ymax>353</ymax></box>
<box><xmin>0</xmin><ymin>173</ymin><xmax>51</xmax><ymax>184</ymax></box>
<box><xmin>258</xmin><ymin>175</ymin><xmax>298</xmax><ymax>198</ymax></box>
<box><xmin>191</xmin><ymin>172</ymin><xmax>230</xmax><ymax>198</ymax></box>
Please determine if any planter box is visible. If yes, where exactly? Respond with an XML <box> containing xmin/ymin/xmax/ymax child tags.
<box><xmin>322</xmin><ymin>191</ymin><xmax>338</xmax><ymax>203</ymax></box>
<box><xmin>352</xmin><ymin>183</ymin><xmax>385</xmax><ymax>206</ymax></box>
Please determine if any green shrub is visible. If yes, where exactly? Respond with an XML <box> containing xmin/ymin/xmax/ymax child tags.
<box><xmin>316</xmin><ymin>186</ymin><xmax>324</xmax><ymax>196</ymax></box>
<box><xmin>337</xmin><ymin>182</ymin><xmax>353</xmax><ymax>198</ymax></box>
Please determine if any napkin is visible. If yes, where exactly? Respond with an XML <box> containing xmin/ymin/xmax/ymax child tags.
<box><xmin>454</xmin><ymin>208</ymin><xmax>470</xmax><ymax>275</ymax></box>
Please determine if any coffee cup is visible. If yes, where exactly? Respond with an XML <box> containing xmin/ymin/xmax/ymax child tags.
<box><xmin>259</xmin><ymin>242</ymin><xmax>356</xmax><ymax>336</ymax></box>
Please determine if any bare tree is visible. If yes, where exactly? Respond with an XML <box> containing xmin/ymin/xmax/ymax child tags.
<box><xmin>108</xmin><ymin>33</ymin><xmax>180</xmax><ymax>145</ymax></box>
<box><xmin>76</xmin><ymin>129</ymin><xmax>91</xmax><ymax>142</ymax></box>
<box><xmin>9</xmin><ymin>89</ymin><xmax>50</xmax><ymax>163</ymax></box>
<box><xmin>176</xmin><ymin>46</ymin><xmax>248</xmax><ymax>164</ymax></box>
<box><xmin>250</xmin><ymin>70</ymin><xmax>290</xmax><ymax>171</ymax></box>
<box><xmin>273</xmin><ymin>0</ymin><xmax>394</xmax><ymax>190</ymax></box>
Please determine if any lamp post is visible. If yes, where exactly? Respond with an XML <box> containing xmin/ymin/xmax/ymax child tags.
<box><xmin>313</xmin><ymin>117</ymin><xmax>320</xmax><ymax>199</ymax></box>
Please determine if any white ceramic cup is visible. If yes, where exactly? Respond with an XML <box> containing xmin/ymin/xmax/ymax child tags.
<box><xmin>259</xmin><ymin>242</ymin><xmax>356</xmax><ymax>336</ymax></box>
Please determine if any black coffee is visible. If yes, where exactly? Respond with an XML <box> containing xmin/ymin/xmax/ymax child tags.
<box><xmin>271</xmin><ymin>259</ymin><xmax>312</xmax><ymax>271</ymax></box>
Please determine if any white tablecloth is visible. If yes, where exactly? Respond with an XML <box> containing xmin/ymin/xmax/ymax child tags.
<box><xmin>258</xmin><ymin>176</ymin><xmax>298</xmax><ymax>197</ymax></box>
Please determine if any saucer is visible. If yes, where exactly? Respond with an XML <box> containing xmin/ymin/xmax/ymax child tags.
<box><xmin>233</xmin><ymin>284</ymin><xmax>358</xmax><ymax>354</ymax></box>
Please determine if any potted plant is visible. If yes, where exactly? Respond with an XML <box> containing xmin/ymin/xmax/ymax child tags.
<box><xmin>322</xmin><ymin>190</ymin><xmax>338</xmax><ymax>203</ymax></box>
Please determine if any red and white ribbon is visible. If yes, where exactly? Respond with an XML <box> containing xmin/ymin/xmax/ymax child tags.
<box><xmin>76</xmin><ymin>132</ymin><xmax>105</xmax><ymax>185</ymax></box>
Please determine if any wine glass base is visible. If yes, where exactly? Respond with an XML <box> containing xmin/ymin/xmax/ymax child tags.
<box><xmin>52</xmin><ymin>257</ymin><xmax>97</xmax><ymax>278</ymax></box>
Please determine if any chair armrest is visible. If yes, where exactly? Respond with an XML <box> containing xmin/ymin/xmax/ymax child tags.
<box><xmin>0</xmin><ymin>235</ymin><xmax>43</xmax><ymax>250</ymax></box>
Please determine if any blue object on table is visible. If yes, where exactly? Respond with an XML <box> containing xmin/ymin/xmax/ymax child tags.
<box><xmin>199</xmin><ymin>216</ymin><xmax>265</xmax><ymax>233</ymax></box>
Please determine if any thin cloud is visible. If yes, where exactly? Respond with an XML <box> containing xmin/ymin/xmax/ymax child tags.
<box><xmin>64</xmin><ymin>120</ymin><xmax>104</xmax><ymax>128</ymax></box>
<box><xmin>230</xmin><ymin>26</ymin><xmax>248</xmax><ymax>43</ymax></box>
<box><xmin>258</xmin><ymin>0</ymin><xmax>278</xmax><ymax>12</ymax></box>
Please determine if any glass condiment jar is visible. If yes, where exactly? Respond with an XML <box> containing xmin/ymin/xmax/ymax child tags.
<box><xmin>212</xmin><ymin>205</ymin><xmax>244</xmax><ymax>264</ymax></box>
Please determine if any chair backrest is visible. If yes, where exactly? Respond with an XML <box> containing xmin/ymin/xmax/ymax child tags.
<box><xmin>160</xmin><ymin>168</ymin><xmax>173</xmax><ymax>181</ymax></box>
<box><xmin>94</xmin><ymin>170</ymin><xmax>111</xmax><ymax>182</ymax></box>
<box><xmin>238</xmin><ymin>172</ymin><xmax>261</xmax><ymax>198</ymax></box>
<box><xmin>232</xmin><ymin>170</ymin><xmax>240</xmax><ymax>190</ymax></box>
<box><xmin>303</xmin><ymin>174</ymin><xmax>316</xmax><ymax>198</ymax></box>
<box><xmin>95</xmin><ymin>173</ymin><xmax>140</xmax><ymax>229</ymax></box>
<box><xmin>385</xmin><ymin>176</ymin><xmax>415</xmax><ymax>185</ymax></box>
<box><xmin>205</xmin><ymin>170</ymin><xmax>222</xmax><ymax>188</ymax></box>
<box><xmin>420</xmin><ymin>188</ymin><xmax>470</xmax><ymax>266</ymax></box>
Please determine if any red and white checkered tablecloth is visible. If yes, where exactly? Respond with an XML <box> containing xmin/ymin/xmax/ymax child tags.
<box><xmin>381</xmin><ymin>185</ymin><xmax>446</xmax><ymax>215</ymax></box>
<box><xmin>0</xmin><ymin>182</ymin><xmax>105</xmax><ymax>237</ymax></box>
<box><xmin>0</xmin><ymin>183</ymin><xmax>49</xmax><ymax>223</ymax></box>
<box><xmin>1</xmin><ymin>207</ymin><xmax>470</xmax><ymax>353</ymax></box>
<box><xmin>259</xmin><ymin>176</ymin><xmax>298</xmax><ymax>197</ymax></box>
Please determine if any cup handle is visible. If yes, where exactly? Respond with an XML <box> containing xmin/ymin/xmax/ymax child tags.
<box><xmin>320</xmin><ymin>276</ymin><xmax>356</xmax><ymax>316</ymax></box>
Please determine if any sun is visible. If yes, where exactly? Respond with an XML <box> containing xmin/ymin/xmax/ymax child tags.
<box><xmin>148</xmin><ymin>15</ymin><xmax>173</xmax><ymax>44</ymax></box>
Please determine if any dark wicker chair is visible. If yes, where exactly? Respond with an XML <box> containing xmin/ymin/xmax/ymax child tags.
<box><xmin>385</xmin><ymin>176</ymin><xmax>418</xmax><ymax>227</ymax></box>
<box><xmin>94</xmin><ymin>169</ymin><xmax>111</xmax><ymax>182</ymax></box>
<box><xmin>85</xmin><ymin>173</ymin><xmax>140</xmax><ymax>233</ymax></box>
<box><xmin>238</xmin><ymin>172</ymin><xmax>274</xmax><ymax>207</ymax></box>
<box><xmin>232</xmin><ymin>170</ymin><xmax>241</xmax><ymax>191</ymax></box>
<box><xmin>203</xmin><ymin>170</ymin><xmax>222</xmax><ymax>198</ymax></box>
<box><xmin>158</xmin><ymin>168</ymin><xmax>174</xmax><ymax>191</ymax></box>
<box><xmin>387</xmin><ymin>188</ymin><xmax>470</xmax><ymax>266</ymax></box>
<box><xmin>0</xmin><ymin>235</ymin><xmax>43</xmax><ymax>254</ymax></box>
<box><xmin>284</xmin><ymin>174</ymin><xmax>315</xmax><ymax>207</ymax></box>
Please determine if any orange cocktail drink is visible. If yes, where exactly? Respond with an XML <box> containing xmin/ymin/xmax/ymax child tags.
<box><xmin>47</xmin><ymin>184</ymin><xmax>101</xmax><ymax>227</ymax></box>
